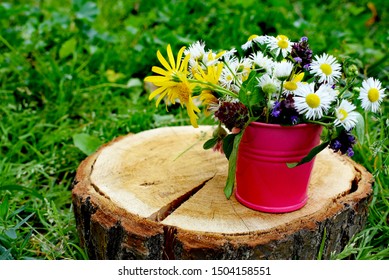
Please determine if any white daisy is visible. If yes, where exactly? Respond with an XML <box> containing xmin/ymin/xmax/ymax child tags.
<box><xmin>267</xmin><ymin>35</ymin><xmax>294</xmax><ymax>58</ymax></box>
<box><xmin>203</xmin><ymin>50</ymin><xmax>221</xmax><ymax>66</ymax></box>
<box><xmin>184</xmin><ymin>41</ymin><xmax>205</xmax><ymax>61</ymax></box>
<box><xmin>294</xmin><ymin>83</ymin><xmax>335</xmax><ymax>120</ymax></box>
<box><xmin>319</xmin><ymin>83</ymin><xmax>338</xmax><ymax>98</ymax></box>
<box><xmin>184</xmin><ymin>41</ymin><xmax>206</xmax><ymax>76</ymax></box>
<box><xmin>241</xmin><ymin>34</ymin><xmax>268</xmax><ymax>50</ymax></box>
<box><xmin>358</xmin><ymin>77</ymin><xmax>386</xmax><ymax>113</ymax></box>
<box><xmin>220</xmin><ymin>57</ymin><xmax>239</xmax><ymax>91</ymax></box>
<box><xmin>334</xmin><ymin>100</ymin><xmax>359</xmax><ymax>131</ymax></box>
<box><xmin>242</xmin><ymin>34</ymin><xmax>258</xmax><ymax>51</ymax></box>
<box><xmin>249</xmin><ymin>51</ymin><xmax>274</xmax><ymax>74</ymax></box>
<box><xmin>274</xmin><ymin>61</ymin><xmax>293</xmax><ymax>81</ymax></box>
<box><xmin>309</xmin><ymin>53</ymin><xmax>342</xmax><ymax>84</ymax></box>
<box><xmin>221</xmin><ymin>48</ymin><xmax>237</xmax><ymax>60</ymax></box>
<box><xmin>257</xmin><ymin>74</ymin><xmax>280</xmax><ymax>95</ymax></box>
<box><xmin>235</xmin><ymin>57</ymin><xmax>252</xmax><ymax>79</ymax></box>
<box><xmin>255</xmin><ymin>35</ymin><xmax>269</xmax><ymax>45</ymax></box>
<box><xmin>219</xmin><ymin>56</ymin><xmax>252</xmax><ymax>92</ymax></box>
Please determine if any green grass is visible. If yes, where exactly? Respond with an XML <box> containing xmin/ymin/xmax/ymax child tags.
<box><xmin>0</xmin><ymin>0</ymin><xmax>388</xmax><ymax>260</ymax></box>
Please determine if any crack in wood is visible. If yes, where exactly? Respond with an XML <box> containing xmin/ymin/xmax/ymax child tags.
<box><xmin>230</xmin><ymin>199</ymin><xmax>251</xmax><ymax>232</ymax></box>
<box><xmin>162</xmin><ymin>226</ymin><xmax>178</xmax><ymax>260</ymax></box>
<box><xmin>349</xmin><ymin>167</ymin><xmax>362</xmax><ymax>194</ymax></box>
<box><xmin>89</xmin><ymin>157</ymin><xmax>113</xmax><ymax>201</ymax></box>
<box><xmin>148</xmin><ymin>175</ymin><xmax>215</xmax><ymax>222</ymax></box>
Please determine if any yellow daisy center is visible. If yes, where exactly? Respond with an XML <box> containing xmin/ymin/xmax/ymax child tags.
<box><xmin>306</xmin><ymin>93</ymin><xmax>321</xmax><ymax>108</ymax></box>
<box><xmin>320</xmin><ymin>63</ymin><xmax>333</xmax><ymax>76</ymax></box>
<box><xmin>248</xmin><ymin>34</ymin><xmax>258</xmax><ymax>41</ymax></box>
<box><xmin>277</xmin><ymin>35</ymin><xmax>289</xmax><ymax>49</ymax></box>
<box><xmin>367</xmin><ymin>88</ymin><xmax>380</xmax><ymax>102</ymax></box>
<box><xmin>284</xmin><ymin>81</ymin><xmax>297</xmax><ymax>91</ymax></box>
<box><xmin>175</xmin><ymin>82</ymin><xmax>191</xmax><ymax>103</ymax></box>
<box><xmin>338</xmin><ymin>108</ymin><xmax>348</xmax><ymax>121</ymax></box>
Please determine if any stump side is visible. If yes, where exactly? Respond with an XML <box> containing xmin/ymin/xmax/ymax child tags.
<box><xmin>72</xmin><ymin>141</ymin><xmax>165</xmax><ymax>260</ymax></box>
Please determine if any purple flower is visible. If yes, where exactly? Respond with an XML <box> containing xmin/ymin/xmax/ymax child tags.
<box><xmin>294</xmin><ymin>57</ymin><xmax>303</xmax><ymax>63</ymax></box>
<box><xmin>291</xmin><ymin>37</ymin><xmax>313</xmax><ymax>70</ymax></box>
<box><xmin>331</xmin><ymin>140</ymin><xmax>342</xmax><ymax>150</ymax></box>
<box><xmin>271</xmin><ymin>101</ymin><xmax>281</xmax><ymax>117</ymax></box>
<box><xmin>301</xmin><ymin>36</ymin><xmax>308</xmax><ymax>42</ymax></box>
<box><xmin>329</xmin><ymin>130</ymin><xmax>356</xmax><ymax>156</ymax></box>
<box><xmin>269</xmin><ymin>95</ymin><xmax>300</xmax><ymax>125</ymax></box>
<box><xmin>291</xmin><ymin>115</ymin><xmax>299</xmax><ymax>125</ymax></box>
<box><xmin>214</xmin><ymin>101</ymin><xmax>249</xmax><ymax>131</ymax></box>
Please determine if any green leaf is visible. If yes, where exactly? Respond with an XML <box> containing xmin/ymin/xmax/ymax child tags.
<box><xmin>287</xmin><ymin>141</ymin><xmax>330</xmax><ymax>168</ymax></box>
<box><xmin>0</xmin><ymin>195</ymin><xmax>9</xmax><ymax>220</ymax></box>
<box><xmin>72</xmin><ymin>133</ymin><xmax>102</xmax><ymax>156</ymax></box>
<box><xmin>74</xmin><ymin>1</ymin><xmax>99</xmax><ymax>22</ymax></box>
<box><xmin>222</xmin><ymin>133</ymin><xmax>237</xmax><ymax>159</ymax></box>
<box><xmin>0</xmin><ymin>184</ymin><xmax>43</xmax><ymax>199</ymax></box>
<box><xmin>239</xmin><ymin>71</ymin><xmax>259</xmax><ymax>107</ymax></box>
<box><xmin>317</xmin><ymin>227</ymin><xmax>327</xmax><ymax>260</ymax></box>
<box><xmin>0</xmin><ymin>245</ymin><xmax>13</xmax><ymax>260</ymax></box>
<box><xmin>354</xmin><ymin>112</ymin><xmax>365</xmax><ymax>145</ymax></box>
<box><xmin>224</xmin><ymin>131</ymin><xmax>243</xmax><ymax>199</ymax></box>
<box><xmin>20</xmin><ymin>230</ymin><xmax>33</xmax><ymax>252</ymax></box>
<box><xmin>14</xmin><ymin>212</ymin><xmax>35</xmax><ymax>230</ymax></box>
<box><xmin>203</xmin><ymin>137</ymin><xmax>218</xmax><ymax>150</ymax></box>
<box><xmin>4</xmin><ymin>229</ymin><xmax>17</xmax><ymax>240</ymax></box>
<box><xmin>59</xmin><ymin>37</ymin><xmax>77</xmax><ymax>59</ymax></box>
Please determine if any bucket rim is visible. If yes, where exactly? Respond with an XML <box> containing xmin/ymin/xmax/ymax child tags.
<box><xmin>248</xmin><ymin>121</ymin><xmax>322</xmax><ymax>129</ymax></box>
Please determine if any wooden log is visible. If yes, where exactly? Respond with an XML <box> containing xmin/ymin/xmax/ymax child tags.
<box><xmin>71</xmin><ymin>126</ymin><xmax>373</xmax><ymax>259</ymax></box>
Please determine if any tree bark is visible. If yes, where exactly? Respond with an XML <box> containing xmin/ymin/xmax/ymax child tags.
<box><xmin>72</xmin><ymin>126</ymin><xmax>373</xmax><ymax>259</ymax></box>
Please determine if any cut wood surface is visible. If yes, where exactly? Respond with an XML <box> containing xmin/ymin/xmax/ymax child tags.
<box><xmin>72</xmin><ymin>126</ymin><xmax>373</xmax><ymax>259</ymax></box>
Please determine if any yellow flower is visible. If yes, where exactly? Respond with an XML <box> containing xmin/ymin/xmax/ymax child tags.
<box><xmin>284</xmin><ymin>72</ymin><xmax>304</xmax><ymax>93</ymax></box>
<box><xmin>172</xmin><ymin>80</ymin><xmax>201</xmax><ymax>128</ymax></box>
<box><xmin>144</xmin><ymin>44</ymin><xmax>200</xmax><ymax>127</ymax></box>
<box><xmin>194</xmin><ymin>63</ymin><xmax>223</xmax><ymax>111</ymax></box>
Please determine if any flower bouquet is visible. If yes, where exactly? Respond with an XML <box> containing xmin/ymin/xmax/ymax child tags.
<box><xmin>144</xmin><ymin>34</ymin><xmax>386</xmax><ymax>201</ymax></box>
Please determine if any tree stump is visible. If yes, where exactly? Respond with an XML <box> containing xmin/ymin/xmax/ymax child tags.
<box><xmin>72</xmin><ymin>126</ymin><xmax>373</xmax><ymax>260</ymax></box>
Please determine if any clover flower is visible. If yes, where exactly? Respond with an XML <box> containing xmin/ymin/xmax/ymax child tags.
<box><xmin>214</xmin><ymin>101</ymin><xmax>249</xmax><ymax>131</ymax></box>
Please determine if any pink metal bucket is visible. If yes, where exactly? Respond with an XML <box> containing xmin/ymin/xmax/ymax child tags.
<box><xmin>235</xmin><ymin>122</ymin><xmax>323</xmax><ymax>213</ymax></box>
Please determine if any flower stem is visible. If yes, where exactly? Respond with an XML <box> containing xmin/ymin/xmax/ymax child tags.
<box><xmin>278</xmin><ymin>80</ymin><xmax>284</xmax><ymax>101</ymax></box>
<box><xmin>188</xmin><ymin>79</ymin><xmax>239</xmax><ymax>98</ymax></box>
<box><xmin>306</xmin><ymin>120</ymin><xmax>333</xmax><ymax>127</ymax></box>
<box><xmin>338</xmin><ymin>77</ymin><xmax>356</xmax><ymax>98</ymax></box>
